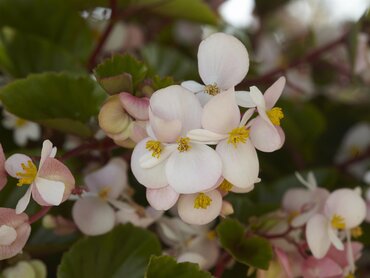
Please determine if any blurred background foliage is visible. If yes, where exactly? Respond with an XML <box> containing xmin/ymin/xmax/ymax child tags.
<box><xmin>0</xmin><ymin>0</ymin><xmax>369</xmax><ymax>277</ymax></box>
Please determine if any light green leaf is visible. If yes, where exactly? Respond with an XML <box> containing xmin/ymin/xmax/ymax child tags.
<box><xmin>145</xmin><ymin>256</ymin><xmax>212</xmax><ymax>278</ymax></box>
<box><xmin>0</xmin><ymin>73</ymin><xmax>106</xmax><ymax>137</ymax></box>
<box><xmin>58</xmin><ymin>224</ymin><xmax>162</xmax><ymax>278</ymax></box>
<box><xmin>217</xmin><ymin>218</ymin><xmax>273</xmax><ymax>270</ymax></box>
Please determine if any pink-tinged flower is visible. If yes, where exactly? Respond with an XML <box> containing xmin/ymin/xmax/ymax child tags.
<box><xmin>132</xmin><ymin>85</ymin><xmax>223</xmax><ymax>195</ymax></box>
<box><xmin>282</xmin><ymin>172</ymin><xmax>330</xmax><ymax>227</ymax></box>
<box><xmin>302</xmin><ymin>257</ymin><xmax>343</xmax><ymax>278</ymax></box>
<box><xmin>236</xmin><ymin>77</ymin><xmax>286</xmax><ymax>152</ymax></box>
<box><xmin>187</xmin><ymin>89</ymin><xmax>259</xmax><ymax>190</ymax></box>
<box><xmin>306</xmin><ymin>189</ymin><xmax>366</xmax><ymax>259</ymax></box>
<box><xmin>116</xmin><ymin>206</ymin><xmax>163</xmax><ymax>228</ymax></box>
<box><xmin>72</xmin><ymin>158</ymin><xmax>128</xmax><ymax>235</ymax></box>
<box><xmin>181</xmin><ymin>32</ymin><xmax>249</xmax><ymax>106</ymax></box>
<box><xmin>0</xmin><ymin>208</ymin><xmax>31</xmax><ymax>260</ymax></box>
<box><xmin>4</xmin><ymin>140</ymin><xmax>75</xmax><ymax>214</ymax></box>
<box><xmin>0</xmin><ymin>144</ymin><xmax>7</xmax><ymax>191</ymax></box>
<box><xmin>98</xmin><ymin>93</ymin><xmax>149</xmax><ymax>147</ymax></box>
<box><xmin>157</xmin><ymin>217</ymin><xmax>219</xmax><ymax>270</ymax></box>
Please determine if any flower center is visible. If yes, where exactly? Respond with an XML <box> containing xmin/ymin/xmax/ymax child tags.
<box><xmin>146</xmin><ymin>140</ymin><xmax>162</xmax><ymax>158</ymax></box>
<box><xmin>15</xmin><ymin>118</ymin><xmax>27</xmax><ymax>127</ymax></box>
<box><xmin>351</xmin><ymin>226</ymin><xmax>363</xmax><ymax>238</ymax></box>
<box><xmin>349</xmin><ymin>146</ymin><xmax>361</xmax><ymax>158</ymax></box>
<box><xmin>177</xmin><ymin>137</ymin><xmax>191</xmax><ymax>152</ymax></box>
<box><xmin>267</xmin><ymin>107</ymin><xmax>284</xmax><ymax>126</ymax></box>
<box><xmin>204</xmin><ymin>84</ymin><xmax>220</xmax><ymax>96</ymax></box>
<box><xmin>207</xmin><ymin>230</ymin><xmax>217</xmax><ymax>240</ymax></box>
<box><xmin>228</xmin><ymin>127</ymin><xmax>249</xmax><ymax>147</ymax></box>
<box><xmin>98</xmin><ymin>187</ymin><xmax>111</xmax><ymax>201</ymax></box>
<box><xmin>345</xmin><ymin>273</ymin><xmax>355</xmax><ymax>278</ymax></box>
<box><xmin>194</xmin><ymin>193</ymin><xmax>212</xmax><ymax>209</ymax></box>
<box><xmin>219</xmin><ymin>179</ymin><xmax>233</xmax><ymax>192</ymax></box>
<box><xmin>331</xmin><ymin>214</ymin><xmax>346</xmax><ymax>230</ymax></box>
<box><xmin>16</xmin><ymin>160</ymin><xmax>37</xmax><ymax>187</ymax></box>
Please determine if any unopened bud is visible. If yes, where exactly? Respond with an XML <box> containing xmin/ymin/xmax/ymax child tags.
<box><xmin>220</xmin><ymin>201</ymin><xmax>234</xmax><ymax>217</ymax></box>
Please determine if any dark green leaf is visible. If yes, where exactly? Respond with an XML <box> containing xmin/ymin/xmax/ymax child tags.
<box><xmin>145</xmin><ymin>256</ymin><xmax>212</xmax><ymax>278</ymax></box>
<box><xmin>58</xmin><ymin>224</ymin><xmax>162</xmax><ymax>278</ymax></box>
<box><xmin>217</xmin><ymin>219</ymin><xmax>273</xmax><ymax>270</ymax></box>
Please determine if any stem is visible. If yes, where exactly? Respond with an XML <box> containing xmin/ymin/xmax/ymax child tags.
<box><xmin>336</xmin><ymin>147</ymin><xmax>370</xmax><ymax>170</ymax></box>
<box><xmin>28</xmin><ymin>206</ymin><xmax>51</xmax><ymax>225</ymax></box>
<box><xmin>214</xmin><ymin>252</ymin><xmax>232</xmax><ymax>278</ymax></box>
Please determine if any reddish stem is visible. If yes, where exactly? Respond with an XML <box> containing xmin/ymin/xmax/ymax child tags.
<box><xmin>28</xmin><ymin>206</ymin><xmax>51</xmax><ymax>225</ymax></box>
<box><xmin>214</xmin><ymin>252</ymin><xmax>232</xmax><ymax>278</ymax></box>
<box><xmin>337</xmin><ymin>147</ymin><xmax>370</xmax><ymax>170</ymax></box>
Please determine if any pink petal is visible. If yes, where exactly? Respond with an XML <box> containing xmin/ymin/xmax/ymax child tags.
<box><xmin>131</xmin><ymin>138</ymin><xmax>168</xmax><ymax>189</ymax></box>
<box><xmin>177</xmin><ymin>190</ymin><xmax>222</xmax><ymax>225</ymax></box>
<box><xmin>306</xmin><ymin>214</ymin><xmax>331</xmax><ymax>259</ymax></box>
<box><xmin>130</xmin><ymin>121</ymin><xmax>148</xmax><ymax>143</ymax></box>
<box><xmin>165</xmin><ymin>144</ymin><xmax>222</xmax><ymax>194</ymax></box>
<box><xmin>119</xmin><ymin>92</ymin><xmax>149</xmax><ymax>120</ymax></box>
<box><xmin>202</xmin><ymin>89</ymin><xmax>240</xmax><ymax>134</ymax></box>
<box><xmin>0</xmin><ymin>208</ymin><xmax>31</xmax><ymax>260</ymax></box>
<box><xmin>275</xmin><ymin>248</ymin><xmax>294</xmax><ymax>278</ymax></box>
<box><xmin>302</xmin><ymin>257</ymin><xmax>342</xmax><ymax>278</ymax></box>
<box><xmin>5</xmin><ymin>154</ymin><xmax>33</xmax><ymax>178</ymax></box>
<box><xmin>264</xmin><ymin>77</ymin><xmax>286</xmax><ymax>109</ymax></box>
<box><xmin>198</xmin><ymin>32</ymin><xmax>249</xmax><ymax>89</ymax></box>
<box><xmin>249</xmin><ymin>117</ymin><xmax>283</xmax><ymax>152</ymax></box>
<box><xmin>326</xmin><ymin>242</ymin><xmax>363</xmax><ymax>268</ymax></box>
<box><xmin>0</xmin><ymin>144</ymin><xmax>7</xmax><ymax>191</ymax></box>
<box><xmin>216</xmin><ymin>139</ymin><xmax>259</xmax><ymax>189</ymax></box>
<box><xmin>72</xmin><ymin>196</ymin><xmax>115</xmax><ymax>236</ymax></box>
<box><xmin>146</xmin><ymin>186</ymin><xmax>179</xmax><ymax>211</ymax></box>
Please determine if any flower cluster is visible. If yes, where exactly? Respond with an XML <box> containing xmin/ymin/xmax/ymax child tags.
<box><xmin>130</xmin><ymin>32</ymin><xmax>286</xmax><ymax>225</ymax></box>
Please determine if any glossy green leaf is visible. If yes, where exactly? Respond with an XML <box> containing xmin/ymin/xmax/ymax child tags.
<box><xmin>145</xmin><ymin>256</ymin><xmax>212</xmax><ymax>278</ymax></box>
<box><xmin>58</xmin><ymin>224</ymin><xmax>162</xmax><ymax>278</ymax></box>
<box><xmin>0</xmin><ymin>73</ymin><xmax>106</xmax><ymax>137</ymax></box>
<box><xmin>217</xmin><ymin>218</ymin><xmax>273</xmax><ymax>270</ymax></box>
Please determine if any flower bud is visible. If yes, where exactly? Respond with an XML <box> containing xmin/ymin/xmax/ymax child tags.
<box><xmin>220</xmin><ymin>201</ymin><xmax>234</xmax><ymax>217</ymax></box>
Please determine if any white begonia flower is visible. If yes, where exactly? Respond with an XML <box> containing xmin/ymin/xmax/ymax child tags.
<box><xmin>72</xmin><ymin>158</ymin><xmax>129</xmax><ymax>236</ymax></box>
<box><xmin>116</xmin><ymin>206</ymin><xmax>163</xmax><ymax>228</ymax></box>
<box><xmin>306</xmin><ymin>188</ymin><xmax>366</xmax><ymax>259</ymax></box>
<box><xmin>335</xmin><ymin>122</ymin><xmax>370</xmax><ymax>179</ymax></box>
<box><xmin>4</xmin><ymin>140</ymin><xmax>75</xmax><ymax>214</ymax></box>
<box><xmin>282</xmin><ymin>172</ymin><xmax>330</xmax><ymax>227</ymax></box>
<box><xmin>236</xmin><ymin>77</ymin><xmax>286</xmax><ymax>152</ymax></box>
<box><xmin>181</xmin><ymin>32</ymin><xmax>250</xmax><ymax>106</ymax></box>
<box><xmin>2</xmin><ymin>260</ymin><xmax>47</xmax><ymax>278</ymax></box>
<box><xmin>187</xmin><ymin>89</ymin><xmax>260</xmax><ymax>190</ymax></box>
<box><xmin>157</xmin><ymin>217</ymin><xmax>219</xmax><ymax>270</ymax></box>
<box><xmin>2</xmin><ymin>110</ymin><xmax>41</xmax><ymax>147</ymax></box>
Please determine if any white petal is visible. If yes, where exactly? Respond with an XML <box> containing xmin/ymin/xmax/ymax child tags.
<box><xmin>177</xmin><ymin>190</ymin><xmax>222</xmax><ymax>225</ymax></box>
<box><xmin>249</xmin><ymin>86</ymin><xmax>266</xmax><ymax>109</ymax></box>
<box><xmin>282</xmin><ymin>188</ymin><xmax>312</xmax><ymax>213</ymax></box>
<box><xmin>306</xmin><ymin>214</ymin><xmax>331</xmax><ymax>259</ymax></box>
<box><xmin>216</xmin><ymin>139</ymin><xmax>259</xmax><ymax>188</ymax></box>
<box><xmin>34</xmin><ymin>177</ymin><xmax>65</xmax><ymax>206</ymax></box>
<box><xmin>249</xmin><ymin>117</ymin><xmax>283</xmax><ymax>152</ymax></box>
<box><xmin>328</xmin><ymin>226</ymin><xmax>344</xmax><ymax>251</ymax></box>
<box><xmin>139</xmin><ymin>144</ymin><xmax>176</xmax><ymax>169</ymax></box>
<box><xmin>187</xmin><ymin>129</ymin><xmax>227</xmax><ymax>145</ymax></box>
<box><xmin>16</xmin><ymin>187</ymin><xmax>32</xmax><ymax>214</ymax></box>
<box><xmin>131</xmin><ymin>138</ymin><xmax>168</xmax><ymax>189</ymax></box>
<box><xmin>84</xmin><ymin>158</ymin><xmax>128</xmax><ymax>199</ymax></box>
<box><xmin>196</xmin><ymin>92</ymin><xmax>214</xmax><ymax>107</ymax></box>
<box><xmin>181</xmin><ymin>80</ymin><xmax>205</xmax><ymax>93</ymax></box>
<box><xmin>166</xmin><ymin>144</ymin><xmax>222</xmax><ymax>194</ymax></box>
<box><xmin>177</xmin><ymin>252</ymin><xmax>207</xmax><ymax>269</ymax></box>
<box><xmin>72</xmin><ymin>196</ymin><xmax>115</xmax><ymax>235</ymax></box>
<box><xmin>146</xmin><ymin>186</ymin><xmax>179</xmax><ymax>211</ymax></box>
<box><xmin>264</xmin><ymin>76</ymin><xmax>286</xmax><ymax>109</ymax></box>
<box><xmin>198</xmin><ymin>32</ymin><xmax>249</xmax><ymax>89</ymax></box>
<box><xmin>5</xmin><ymin>154</ymin><xmax>33</xmax><ymax>178</ymax></box>
<box><xmin>0</xmin><ymin>225</ymin><xmax>17</xmax><ymax>246</ymax></box>
<box><xmin>40</xmin><ymin>140</ymin><xmax>55</xmax><ymax>168</ymax></box>
<box><xmin>231</xmin><ymin>184</ymin><xmax>255</xmax><ymax>193</ymax></box>
<box><xmin>239</xmin><ymin>108</ymin><xmax>255</xmax><ymax>127</ymax></box>
<box><xmin>187</xmin><ymin>235</ymin><xmax>220</xmax><ymax>270</ymax></box>
<box><xmin>235</xmin><ymin>91</ymin><xmax>256</xmax><ymax>108</ymax></box>
<box><xmin>202</xmin><ymin>89</ymin><xmax>240</xmax><ymax>134</ymax></box>
<box><xmin>149</xmin><ymin>108</ymin><xmax>182</xmax><ymax>143</ymax></box>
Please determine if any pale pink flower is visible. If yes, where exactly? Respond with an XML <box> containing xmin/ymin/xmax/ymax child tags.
<box><xmin>0</xmin><ymin>208</ymin><xmax>31</xmax><ymax>260</ymax></box>
<box><xmin>116</xmin><ymin>206</ymin><xmax>163</xmax><ymax>228</ymax></box>
<box><xmin>302</xmin><ymin>257</ymin><xmax>343</xmax><ymax>278</ymax></box>
<box><xmin>0</xmin><ymin>144</ymin><xmax>7</xmax><ymax>191</ymax></box>
<box><xmin>4</xmin><ymin>140</ymin><xmax>75</xmax><ymax>214</ymax></box>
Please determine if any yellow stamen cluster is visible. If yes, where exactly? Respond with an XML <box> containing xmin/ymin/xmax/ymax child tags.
<box><xmin>267</xmin><ymin>107</ymin><xmax>284</xmax><ymax>126</ymax></box>
<box><xmin>177</xmin><ymin>137</ymin><xmax>191</xmax><ymax>152</ymax></box>
<box><xmin>194</xmin><ymin>193</ymin><xmax>212</xmax><ymax>209</ymax></box>
<box><xmin>98</xmin><ymin>187</ymin><xmax>111</xmax><ymax>200</ymax></box>
<box><xmin>146</xmin><ymin>140</ymin><xmax>162</xmax><ymax>158</ymax></box>
<box><xmin>15</xmin><ymin>118</ymin><xmax>27</xmax><ymax>127</ymax></box>
<box><xmin>219</xmin><ymin>179</ymin><xmax>233</xmax><ymax>192</ymax></box>
<box><xmin>207</xmin><ymin>230</ymin><xmax>217</xmax><ymax>240</ymax></box>
<box><xmin>288</xmin><ymin>211</ymin><xmax>300</xmax><ymax>224</ymax></box>
<box><xmin>351</xmin><ymin>226</ymin><xmax>363</xmax><ymax>238</ymax></box>
<box><xmin>204</xmin><ymin>84</ymin><xmax>220</xmax><ymax>96</ymax></box>
<box><xmin>345</xmin><ymin>273</ymin><xmax>355</xmax><ymax>278</ymax></box>
<box><xmin>331</xmin><ymin>214</ymin><xmax>346</xmax><ymax>230</ymax></box>
<box><xmin>227</xmin><ymin>127</ymin><xmax>249</xmax><ymax>148</ymax></box>
<box><xmin>349</xmin><ymin>146</ymin><xmax>361</xmax><ymax>158</ymax></box>
<box><xmin>15</xmin><ymin>160</ymin><xmax>37</xmax><ymax>187</ymax></box>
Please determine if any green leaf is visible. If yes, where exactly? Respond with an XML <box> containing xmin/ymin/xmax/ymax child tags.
<box><xmin>151</xmin><ymin>75</ymin><xmax>175</xmax><ymax>90</ymax></box>
<box><xmin>217</xmin><ymin>219</ymin><xmax>273</xmax><ymax>270</ymax></box>
<box><xmin>0</xmin><ymin>73</ymin><xmax>106</xmax><ymax>137</ymax></box>
<box><xmin>141</xmin><ymin>44</ymin><xmax>197</xmax><ymax>80</ymax></box>
<box><xmin>0</xmin><ymin>27</ymin><xmax>84</xmax><ymax>77</ymax></box>
<box><xmin>94</xmin><ymin>55</ymin><xmax>148</xmax><ymax>94</ymax></box>
<box><xmin>145</xmin><ymin>256</ymin><xmax>212</xmax><ymax>278</ymax></box>
<box><xmin>58</xmin><ymin>224</ymin><xmax>161</xmax><ymax>278</ymax></box>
